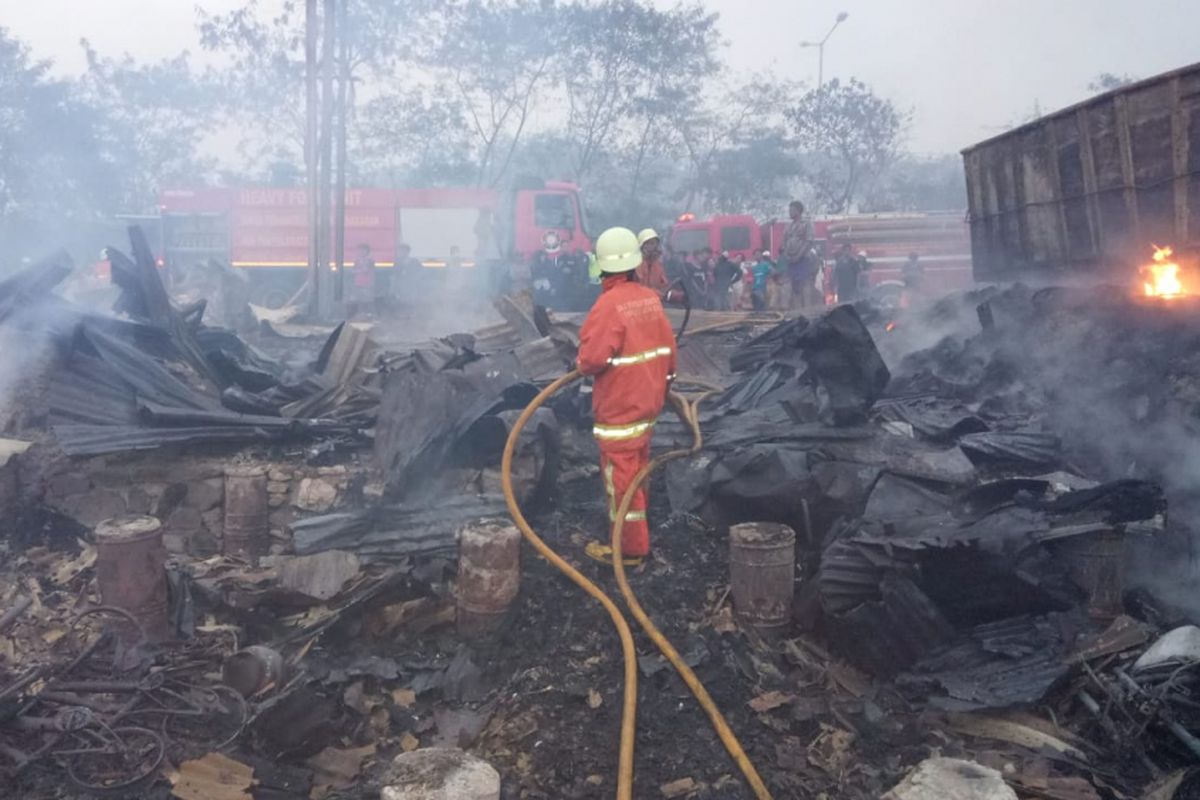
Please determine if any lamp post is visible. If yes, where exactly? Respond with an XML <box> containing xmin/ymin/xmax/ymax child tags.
<box><xmin>800</xmin><ymin>11</ymin><xmax>849</xmax><ymax>88</ymax></box>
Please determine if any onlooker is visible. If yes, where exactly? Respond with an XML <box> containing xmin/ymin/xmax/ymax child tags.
<box><xmin>351</xmin><ymin>243</ymin><xmax>376</xmax><ymax>314</ymax></box>
<box><xmin>663</xmin><ymin>245</ymin><xmax>683</xmax><ymax>283</ymax></box>
<box><xmin>902</xmin><ymin>252</ymin><xmax>923</xmax><ymax>290</ymax></box>
<box><xmin>713</xmin><ymin>250</ymin><xmax>740</xmax><ymax>310</ymax></box>
<box><xmin>729</xmin><ymin>253</ymin><xmax>747</xmax><ymax>310</ymax></box>
<box><xmin>780</xmin><ymin>200</ymin><xmax>816</xmax><ymax>308</ymax></box>
<box><xmin>833</xmin><ymin>243</ymin><xmax>863</xmax><ymax>303</ymax></box>
<box><xmin>750</xmin><ymin>251</ymin><xmax>774</xmax><ymax>311</ymax></box>
<box><xmin>682</xmin><ymin>250</ymin><xmax>710</xmax><ymax>308</ymax></box>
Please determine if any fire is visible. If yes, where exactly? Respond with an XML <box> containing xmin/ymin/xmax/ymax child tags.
<box><xmin>885</xmin><ymin>321</ymin><xmax>897</xmax><ymax>333</ymax></box>
<box><xmin>1143</xmin><ymin>246</ymin><xmax>1184</xmax><ymax>299</ymax></box>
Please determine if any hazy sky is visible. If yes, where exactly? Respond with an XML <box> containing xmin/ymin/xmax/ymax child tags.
<box><xmin>6</xmin><ymin>0</ymin><xmax>1198</xmax><ymax>154</ymax></box>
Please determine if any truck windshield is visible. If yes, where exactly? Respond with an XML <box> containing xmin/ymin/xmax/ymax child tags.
<box><xmin>671</xmin><ymin>229</ymin><xmax>710</xmax><ymax>255</ymax></box>
<box><xmin>535</xmin><ymin>194</ymin><xmax>574</xmax><ymax>229</ymax></box>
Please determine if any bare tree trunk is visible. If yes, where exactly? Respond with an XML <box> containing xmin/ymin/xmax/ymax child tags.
<box><xmin>333</xmin><ymin>0</ymin><xmax>349</xmax><ymax>305</ymax></box>
<box><xmin>305</xmin><ymin>0</ymin><xmax>320</xmax><ymax>316</ymax></box>
<box><xmin>317</xmin><ymin>0</ymin><xmax>336</xmax><ymax>318</ymax></box>
<box><xmin>628</xmin><ymin>115</ymin><xmax>654</xmax><ymax>205</ymax></box>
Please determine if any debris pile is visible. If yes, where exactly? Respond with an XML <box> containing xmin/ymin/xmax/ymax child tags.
<box><xmin>4</xmin><ymin>246</ymin><xmax>1200</xmax><ymax>799</ymax></box>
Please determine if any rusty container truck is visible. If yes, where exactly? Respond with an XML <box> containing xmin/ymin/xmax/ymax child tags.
<box><xmin>962</xmin><ymin>62</ymin><xmax>1200</xmax><ymax>282</ymax></box>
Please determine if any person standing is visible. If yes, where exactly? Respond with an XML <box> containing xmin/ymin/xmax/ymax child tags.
<box><xmin>351</xmin><ymin>243</ymin><xmax>376</xmax><ymax>315</ymax></box>
<box><xmin>713</xmin><ymin>251</ymin><xmax>739</xmax><ymax>310</ymax></box>
<box><xmin>902</xmin><ymin>252</ymin><xmax>924</xmax><ymax>290</ymax></box>
<box><xmin>635</xmin><ymin>228</ymin><xmax>670</xmax><ymax>300</ymax></box>
<box><xmin>750</xmin><ymin>251</ymin><xmax>774</xmax><ymax>311</ymax></box>
<box><xmin>780</xmin><ymin>200</ymin><xmax>816</xmax><ymax>309</ymax></box>
<box><xmin>577</xmin><ymin>227</ymin><xmax>677</xmax><ymax>566</ymax></box>
<box><xmin>833</xmin><ymin>243</ymin><xmax>863</xmax><ymax>303</ymax></box>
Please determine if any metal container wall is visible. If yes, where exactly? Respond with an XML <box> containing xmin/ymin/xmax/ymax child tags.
<box><xmin>457</xmin><ymin>519</ymin><xmax>521</xmax><ymax>638</ymax></box>
<box><xmin>729</xmin><ymin>522</ymin><xmax>796</xmax><ymax>634</ymax></box>
<box><xmin>224</xmin><ymin>466</ymin><xmax>268</xmax><ymax>563</ymax></box>
<box><xmin>963</xmin><ymin>62</ymin><xmax>1200</xmax><ymax>280</ymax></box>
<box><xmin>95</xmin><ymin>515</ymin><xmax>169</xmax><ymax>641</ymax></box>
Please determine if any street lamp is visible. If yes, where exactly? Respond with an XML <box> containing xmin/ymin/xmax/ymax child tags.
<box><xmin>800</xmin><ymin>11</ymin><xmax>849</xmax><ymax>88</ymax></box>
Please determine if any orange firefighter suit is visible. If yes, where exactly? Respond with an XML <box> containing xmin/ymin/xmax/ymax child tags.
<box><xmin>577</xmin><ymin>274</ymin><xmax>678</xmax><ymax>557</ymax></box>
<box><xmin>635</xmin><ymin>257</ymin><xmax>670</xmax><ymax>300</ymax></box>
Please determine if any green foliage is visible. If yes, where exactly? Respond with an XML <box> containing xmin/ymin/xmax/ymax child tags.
<box><xmin>0</xmin><ymin>28</ymin><xmax>117</xmax><ymax>255</ymax></box>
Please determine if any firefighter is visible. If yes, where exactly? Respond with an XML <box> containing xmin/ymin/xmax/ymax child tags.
<box><xmin>578</xmin><ymin>227</ymin><xmax>677</xmax><ymax>566</ymax></box>
<box><xmin>634</xmin><ymin>228</ymin><xmax>670</xmax><ymax>299</ymax></box>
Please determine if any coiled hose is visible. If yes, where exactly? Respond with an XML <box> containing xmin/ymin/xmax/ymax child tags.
<box><xmin>500</xmin><ymin>371</ymin><xmax>773</xmax><ymax>799</ymax></box>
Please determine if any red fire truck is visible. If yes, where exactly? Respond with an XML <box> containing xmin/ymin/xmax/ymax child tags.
<box><xmin>156</xmin><ymin>180</ymin><xmax>591</xmax><ymax>307</ymax></box>
<box><xmin>671</xmin><ymin>211</ymin><xmax>972</xmax><ymax>303</ymax></box>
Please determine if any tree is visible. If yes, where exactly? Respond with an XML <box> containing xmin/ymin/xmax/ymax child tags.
<box><xmin>862</xmin><ymin>153</ymin><xmax>966</xmax><ymax>212</ymax></box>
<box><xmin>197</xmin><ymin>0</ymin><xmax>432</xmax><ymax>170</ymax></box>
<box><xmin>788</xmin><ymin>78</ymin><xmax>908</xmax><ymax>213</ymax></box>
<box><xmin>1088</xmin><ymin>72</ymin><xmax>1137</xmax><ymax>94</ymax></box>
<box><xmin>0</xmin><ymin>27</ymin><xmax>117</xmax><ymax>257</ymax></box>
<box><xmin>198</xmin><ymin>0</ymin><xmax>309</xmax><ymax>165</ymax></box>
<box><xmin>434</xmin><ymin>0</ymin><xmax>566</xmax><ymax>187</ymax></box>
<box><xmin>675</xmin><ymin>77</ymin><xmax>801</xmax><ymax>215</ymax></box>
<box><xmin>354</xmin><ymin>87</ymin><xmax>477</xmax><ymax>186</ymax></box>
<box><xmin>558</xmin><ymin>0</ymin><xmax>719</xmax><ymax>184</ymax></box>
<box><xmin>78</xmin><ymin>43</ymin><xmax>219</xmax><ymax>210</ymax></box>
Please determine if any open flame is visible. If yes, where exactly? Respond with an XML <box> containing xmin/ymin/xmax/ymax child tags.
<box><xmin>885</xmin><ymin>321</ymin><xmax>897</xmax><ymax>333</ymax></box>
<box><xmin>1143</xmin><ymin>245</ymin><xmax>1184</xmax><ymax>299</ymax></box>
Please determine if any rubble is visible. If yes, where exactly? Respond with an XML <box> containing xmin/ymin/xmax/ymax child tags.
<box><xmin>6</xmin><ymin>249</ymin><xmax>1200</xmax><ymax>799</ymax></box>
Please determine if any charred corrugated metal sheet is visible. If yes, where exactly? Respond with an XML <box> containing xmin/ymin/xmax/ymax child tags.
<box><xmin>0</xmin><ymin>251</ymin><xmax>73</xmax><ymax>324</ymax></box>
<box><xmin>817</xmin><ymin>540</ymin><xmax>921</xmax><ymax>614</ymax></box>
<box><xmin>291</xmin><ymin>495</ymin><xmax>506</xmax><ymax>561</ymax></box>
<box><xmin>52</xmin><ymin>424</ymin><xmax>280</xmax><ymax>456</ymax></box>
<box><xmin>48</xmin><ymin>354</ymin><xmax>139</xmax><ymax>426</ymax></box>
<box><xmin>316</xmin><ymin>323</ymin><xmax>380</xmax><ymax>388</ymax></box>
<box><xmin>896</xmin><ymin>613</ymin><xmax>1083</xmax><ymax>711</ymax></box>
<box><xmin>825</xmin><ymin>574</ymin><xmax>956</xmax><ymax>676</ymax></box>
<box><xmin>511</xmin><ymin>337</ymin><xmax>570</xmax><ymax>382</ymax></box>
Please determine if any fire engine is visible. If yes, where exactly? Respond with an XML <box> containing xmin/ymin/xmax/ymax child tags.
<box><xmin>154</xmin><ymin>180</ymin><xmax>591</xmax><ymax>307</ymax></box>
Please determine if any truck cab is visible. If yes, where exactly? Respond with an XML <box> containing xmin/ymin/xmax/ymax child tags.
<box><xmin>669</xmin><ymin>214</ymin><xmax>762</xmax><ymax>261</ymax></box>
<box><xmin>508</xmin><ymin>180</ymin><xmax>591</xmax><ymax>262</ymax></box>
<box><xmin>514</xmin><ymin>180</ymin><xmax>595</xmax><ymax>310</ymax></box>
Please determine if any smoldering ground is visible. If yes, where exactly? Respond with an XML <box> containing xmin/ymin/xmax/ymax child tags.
<box><xmin>885</xmin><ymin>283</ymin><xmax>1200</xmax><ymax>619</ymax></box>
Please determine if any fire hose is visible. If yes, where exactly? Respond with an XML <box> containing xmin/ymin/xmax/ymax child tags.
<box><xmin>501</xmin><ymin>371</ymin><xmax>773</xmax><ymax>800</ymax></box>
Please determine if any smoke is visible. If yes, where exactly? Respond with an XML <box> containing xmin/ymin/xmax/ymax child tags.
<box><xmin>0</xmin><ymin>290</ymin><xmax>78</xmax><ymax>437</ymax></box>
<box><xmin>884</xmin><ymin>282</ymin><xmax>1200</xmax><ymax>621</ymax></box>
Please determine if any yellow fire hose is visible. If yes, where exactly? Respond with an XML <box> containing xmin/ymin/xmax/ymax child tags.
<box><xmin>500</xmin><ymin>370</ymin><xmax>639</xmax><ymax>798</ymax></box>
<box><xmin>500</xmin><ymin>370</ymin><xmax>773</xmax><ymax>799</ymax></box>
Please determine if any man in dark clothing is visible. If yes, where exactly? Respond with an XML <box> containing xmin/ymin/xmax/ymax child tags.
<box><xmin>833</xmin><ymin>243</ymin><xmax>863</xmax><ymax>303</ymax></box>
<box><xmin>713</xmin><ymin>251</ymin><xmax>739</xmax><ymax>310</ymax></box>
<box><xmin>902</xmin><ymin>252</ymin><xmax>924</xmax><ymax>290</ymax></box>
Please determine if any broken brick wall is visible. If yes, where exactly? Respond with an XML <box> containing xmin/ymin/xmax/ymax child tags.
<box><xmin>25</xmin><ymin>448</ymin><xmax>368</xmax><ymax>556</ymax></box>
